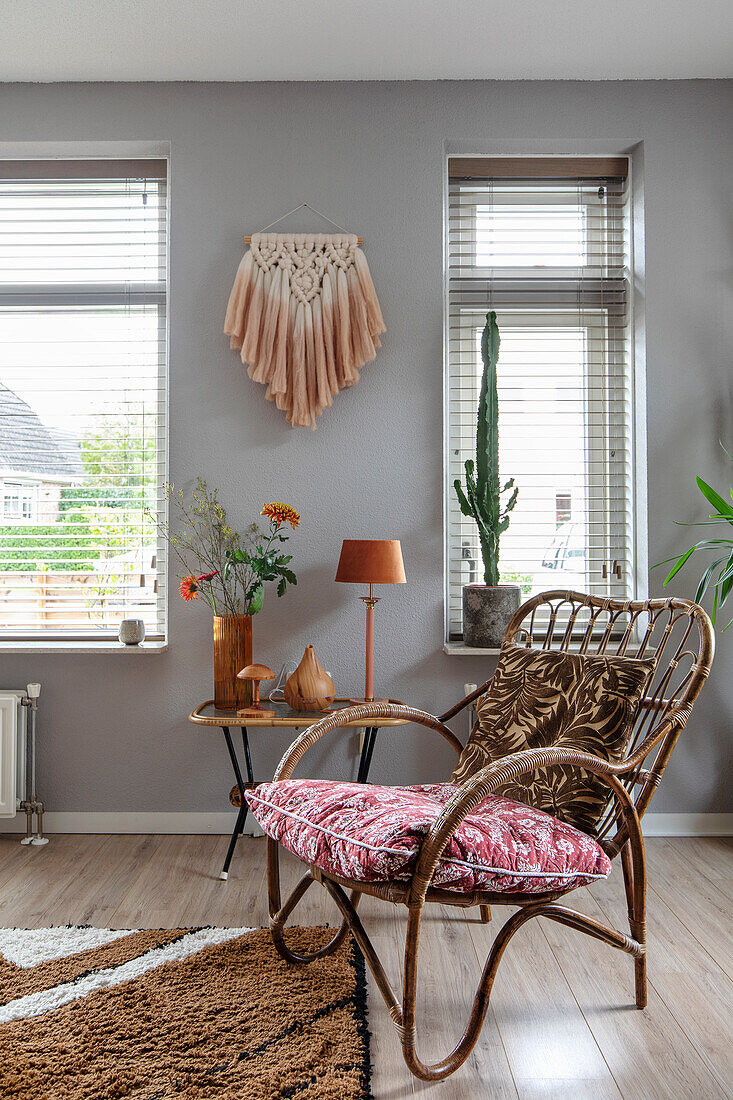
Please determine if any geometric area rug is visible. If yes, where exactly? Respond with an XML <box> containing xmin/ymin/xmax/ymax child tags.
<box><xmin>0</xmin><ymin>925</ymin><xmax>372</xmax><ymax>1099</ymax></box>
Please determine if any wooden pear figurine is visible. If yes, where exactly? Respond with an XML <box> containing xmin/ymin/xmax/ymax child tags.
<box><xmin>284</xmin><ymin>645</ymin><xmax>335</xmax><ymax>712</ymax></box>
<box><xmin>236</xmin><ymin>663</ymin><xmax>276</xmax><ymax>718</ymax></box>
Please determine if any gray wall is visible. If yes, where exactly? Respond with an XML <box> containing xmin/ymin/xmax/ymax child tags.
<box><xmin>1</xmin><ymin>80</ymin><xmax>731</xmax><ymax>817</ymax></box>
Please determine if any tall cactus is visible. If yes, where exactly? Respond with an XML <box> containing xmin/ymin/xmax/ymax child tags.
<box><xmin>454</xmin><ymin>311</ymin><xmax>518</xmax><ymax>586</ymax></box>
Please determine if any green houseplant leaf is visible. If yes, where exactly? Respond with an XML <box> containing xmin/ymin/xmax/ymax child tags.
<box><xmin>244</xmin><ymin>582</ymin><xmax>265</xmax><ymax>616</ymax></box>
<box><xmin>695</xmin><ymin>557</ymin><xmax>725</xmax><ymax>604</ymax></box>
<box><xmin>655</xmin><ymin>453</ymin><xmax>733</xmax><ymax>628</ymax></box>
<box><xmin>696</xmin><ymin>476</ymin><xmax>733</xmax><ymax>525</ymax></box>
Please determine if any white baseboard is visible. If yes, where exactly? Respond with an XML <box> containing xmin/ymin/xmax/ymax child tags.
<box><xmin>1</xmin><ymin>811</ymin><xmax>731</xmax><ymax>837</ymax></box>
<box><xmin>639</xmin><ymin>813</ymin><xmax>733</xmax><ymax>837</ymax></box>
<box><xmin>1</xmin><ymin>811</ymin><xmax>263</xmax><ymax>836</ymax></box>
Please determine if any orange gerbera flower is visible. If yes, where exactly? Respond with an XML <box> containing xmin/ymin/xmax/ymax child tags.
<box><xmin>179</xmin><ymin>575</ymin><xmax>199</xmax><ymax>601</ymax></box>
<box><xmin>261</xmin><ymin>502</ymin><xmax>300</xmax><ymax>529</ymax></box>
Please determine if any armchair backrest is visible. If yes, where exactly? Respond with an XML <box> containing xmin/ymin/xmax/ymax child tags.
<box><xmin>502</xmin><ymin>590</ymin><xmax>715</xmax><ymax>850</ymax></box>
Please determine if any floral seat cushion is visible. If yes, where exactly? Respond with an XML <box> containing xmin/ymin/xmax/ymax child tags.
<box><xmin>245</xmin><ymin>780</ymin><xmax>611</xmax><ymax>895</ymax></box>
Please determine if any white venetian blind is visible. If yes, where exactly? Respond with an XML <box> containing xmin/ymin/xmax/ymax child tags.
<box><xmin>0</xmin><ymin>159</ymin><xmax>168</xmax><ymax>641</ymax></box>
<box><xmin>446</xmin><ymin>157</ymin><xmax>633</xmax><ymax>641</ymax></box>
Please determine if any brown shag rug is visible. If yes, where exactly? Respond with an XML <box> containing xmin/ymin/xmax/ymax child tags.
<box><xmin>0</xmin><ymin>925</ymin><xmax>372</xmax><ymax>1099</ymax></box>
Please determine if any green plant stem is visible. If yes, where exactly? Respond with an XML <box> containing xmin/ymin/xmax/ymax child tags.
<box><xmin>149</xmin><ymin>479</ymin><xmax>297</xmax><ymax>618</ymax></box>
<box><xmin>454</xmin><ymin>311</ymin><xmax>517</xmax><ymax>587</ymax></box>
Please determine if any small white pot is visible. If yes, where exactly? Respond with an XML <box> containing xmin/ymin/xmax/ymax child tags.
<box><xmin>118</xmin><ymin>619</ymin><xmax>146</xmax><ymax>645</ymax></box>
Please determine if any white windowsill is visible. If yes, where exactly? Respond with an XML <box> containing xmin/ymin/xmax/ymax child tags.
<box><xmin>0</xmin><ymin>640</ymin><xmax>167</xmax><ymax>654</ymax></box>
<box><xmin>444</xmin><ymin>642</ymin><xmax>501</xmax><ymax>656</ymax></box>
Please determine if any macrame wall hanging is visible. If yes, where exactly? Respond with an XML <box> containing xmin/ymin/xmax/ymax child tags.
<box><xmin>224</xmin><ymin>205</ymin><xmax>385</xmax><ymax>429</ymax></box>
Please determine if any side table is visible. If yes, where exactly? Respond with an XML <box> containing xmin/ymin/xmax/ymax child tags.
<box><xmin>188</xmin><ymin>697</ymin><xmax>409</xmax><ymax>879</ymax></box>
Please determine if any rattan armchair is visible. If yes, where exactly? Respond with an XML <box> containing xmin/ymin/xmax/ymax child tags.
<box><xmin>264</xmin><ymin>591</ymin><xmax>714</xmax><ymax>1082</ymax></box>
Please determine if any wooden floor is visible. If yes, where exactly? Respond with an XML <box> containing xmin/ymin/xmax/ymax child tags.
<box><xmin>0</xmin><ymin>833</ymin><xmax>731</xmax><ymax>1099</ymax></box>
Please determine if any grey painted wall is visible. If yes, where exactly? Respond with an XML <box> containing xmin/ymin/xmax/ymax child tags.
<box><xmin>0</xmin><ymin>80</ymin><xmax>731</xmax><ymax>817</ymax></box>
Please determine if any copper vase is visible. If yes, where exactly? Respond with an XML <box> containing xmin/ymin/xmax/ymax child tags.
<box><xmin>213</xmin><ymin>615</ymin><xmax>253</xmax><ymax>710</ymax></box>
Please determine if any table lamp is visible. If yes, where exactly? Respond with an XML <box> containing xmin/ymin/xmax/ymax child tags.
<box><xmin>335</xmin><ymin>539</ymin><xmax>406</xmax><ymax>702</ymax></box>
<box><xmin>236</xmin><ymin>664</ymin><xmax>276</xmax><ymax>719</ymax></box>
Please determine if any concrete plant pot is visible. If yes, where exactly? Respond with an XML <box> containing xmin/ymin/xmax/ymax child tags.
<box><xmin>462</xmin><ymin>584</ymin><xmax>522</xmax><ymax>648</ymax></box>
<box><xmin>118</xmin><ymin>619</ymin><xmax>146</xmax><ymax>645</ymax></box>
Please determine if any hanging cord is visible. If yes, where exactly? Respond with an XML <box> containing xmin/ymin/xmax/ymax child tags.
<box><xmin>245</xmin><ymin>203</ymin><xmax>361</xmax><ymax>244</ymax></box>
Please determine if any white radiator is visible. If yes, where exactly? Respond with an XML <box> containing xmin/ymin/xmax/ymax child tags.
<box><xmin>0</xmin><ymin>691</ymin><xmax>27</xmax><ymax>818</ymax></box>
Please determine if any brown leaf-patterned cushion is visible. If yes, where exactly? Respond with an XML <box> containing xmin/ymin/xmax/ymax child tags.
<box><xmin>451</xmin><ymin>644</ymin><xmax>656</xmax><ymax>835</ymax></box>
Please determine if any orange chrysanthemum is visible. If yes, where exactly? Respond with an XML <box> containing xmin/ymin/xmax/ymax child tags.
<box><xmin>261</xmin><ymin>502</ymin><xmax>300</xmax><ymax>529</ymax></box>
<box><xmin>179</xmin><ymin>575</ymin><xmax>199</xmax><ymax>601</ymax></box>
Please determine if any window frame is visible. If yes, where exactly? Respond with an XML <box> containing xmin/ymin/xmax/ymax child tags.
<box><xmin>0</xmin><ymin>155</ymin><xmax>170</xmax><ymax>651</ymax></box>
<box><xmin>2</xmin><ymin>484</ymin><xmax>36</xmax><ymax>523</ymax></box>
<box><xmin>443</xmin><ymin>154</ymin><xmax>645</xmax><ymax>651</ymax></box>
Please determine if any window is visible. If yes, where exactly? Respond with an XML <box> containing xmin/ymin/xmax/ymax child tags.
<box><xmin>3</xmin><ymin>484</ymin><xmax>35</xmax><ymax>523</ymax></box>
<box><xmin>0</xmin><ymin>159</ymin><xmax>168</xmax><ymax>643</ymax></box>
<box><xmin>555</xmin><ymin>492</ymin><xmax>572</xmax><ymax>526</ymax></box>
<box><xmin>446</xmin><ymin>157</ymin><xmax>634</xmax><ymax>641</ymax></box>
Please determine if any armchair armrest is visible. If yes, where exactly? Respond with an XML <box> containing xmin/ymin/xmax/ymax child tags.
<box><xmin>410</xmin><ymin>746</ymin><xmax>643</xmax><ymax>904</ymax></box>
<box><xmin>623</xmin><ymin>703</ymin><xmax>692</xmax><ymax>771</ymax></box>
<box><xmin>273</xmin><ymin>703</ymin><xmax>464</xmax><ymax>781</ymax></box>
<box><xmin>438</xmin><ymin>680</ymin><xmax>493</xmax><ymax>723</ymax></box>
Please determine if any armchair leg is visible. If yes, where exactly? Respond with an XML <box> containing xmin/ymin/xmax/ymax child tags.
<box><xmin>634</xmin><ymin>955</ymin><xmax>648</xmax><ymax>1009</ymax></box>
<box><xmin>264</xmin><ymin>805</ymin><xmax>649</xmax><ymax>1082</ymax></box>
<box><xmin>270</xmin><ymin>870</ymin><xmax>361</xmax><ymax>963</ymax></box>
<box><xmin>268</xmin><ymin>862</ymin><xmax>650</xmax><ymax>1083</ymax></box>
<box><xmin>621</xmin><ymin>838</ymin><xmax>648</xmax><ymax>1009</ymax></box>
<box><xmin>620</xmin><ymin>839</ymin><xmax>635</xmax><ymax>916</ymax></box>
<box><xmin>267</xmin><ymin>838</ymin><xmax>362</xmax><ymax>965</ymax></box>
<box><xmin>479</xmin><ymin>904</ymin><xmax>491</xmax><ymax>923</ymax></box>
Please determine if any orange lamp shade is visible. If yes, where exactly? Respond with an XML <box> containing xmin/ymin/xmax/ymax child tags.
<box><xmin>335</xmin><ymin>539</ymin><xmax>406</xmax><ymax>585</ymax></box>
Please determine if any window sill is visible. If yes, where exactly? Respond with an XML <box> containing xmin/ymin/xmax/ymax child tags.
<box><xmin>0</xmin><ymin>640</ymin><xmax>168</xmax><ymax>654</ymax></box>
<box><xmin>444</xmin><ymin>642</ymin><xmax>501</xmax><ymax>656</ymax></box>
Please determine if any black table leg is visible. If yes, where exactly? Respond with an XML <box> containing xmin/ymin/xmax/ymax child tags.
<box><xmin>223</xmin><ymin>726</ymin><xmax>246</xmax><ymax>791</ymax></box>
<box><xmin>357</xmin><ymin>727</ymin><xmax>379</xmax><ymax>783</ymax></box>
<box><xmin>219</xmin><ymin>726</ymin><xmax>254</xmax><ymax>881</ymax></box>
<box><xmin>361</xmin><ymin>726</ymin><xmax>378</xmax><ymax>782</ymax></box>
<box><xmin>241</xmin><ymin>727</ymin><xmax>254</xmax><ymax>785</ymax></box>
<box><xmin>221</xmin><ymin>803</ymin><xmax>247</xmax><ymax>880</ymax></box>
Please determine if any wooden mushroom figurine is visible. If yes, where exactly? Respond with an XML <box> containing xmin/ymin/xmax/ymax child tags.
<box><xmin>236</xmin><ymin>663</ymin><xmax>276</xmax><ymax>718</ymax></box>
<box><xmin>284</xmin><ymin>645</ymin><xmax>335</xmax><ymax>712</ymax></box>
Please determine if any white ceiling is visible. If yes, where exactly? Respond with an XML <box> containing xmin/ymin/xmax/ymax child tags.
<box><xmin>1</xmin><ymin>0</ymin><xmax>732</xmax><ymax>82</ymax></box>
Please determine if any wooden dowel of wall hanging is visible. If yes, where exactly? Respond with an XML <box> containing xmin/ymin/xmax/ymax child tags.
<box><xmin>244</xmin><ymin>234</ymin><xmax>362</xmax><ymax>244</ymax></box>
